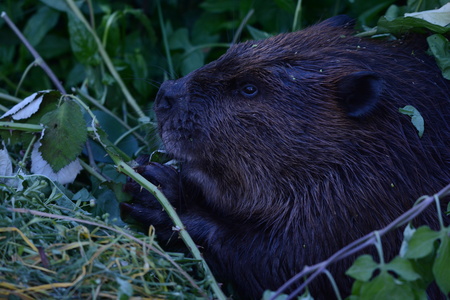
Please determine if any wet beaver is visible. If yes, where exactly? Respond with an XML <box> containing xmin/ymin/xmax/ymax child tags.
<box><xmin>121</xmin><ymin>15</ymin><xmax>450</xmax><ymax>299</ymax></box>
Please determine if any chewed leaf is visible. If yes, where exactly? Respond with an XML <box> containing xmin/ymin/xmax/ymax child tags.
<box><xmin>1</xmin><ymin>92</ymin><xmax>44</xmax><ymax>120</ymax></box>
<box><xmin>399</xmin><ymin>105</ymin><xmax>425</xmax><ymax>138</ymax></box>
<box><xmin>39</xmin><ymin>99</ymin><xmax>87</xmax><ymax>172</ymax></box>
<box><xmin>30</xmin><ymin>141</ymin><xmax>82</xmax><ymax>184</ymax></box>
<box><xmin>0</xmin><ymin>90</ymin><xmax>62</xmax><ymax>122</ymax></box>
<box><xmin>404</xmin><ymin>3</ymin><xmax>450</xmax><ymax>27</ymax></box>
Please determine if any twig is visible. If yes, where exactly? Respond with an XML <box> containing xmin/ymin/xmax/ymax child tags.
<box><xmin>1</xmin><ymin>12</ymin><xmax>66</xmax><ymax>94</ymax></box>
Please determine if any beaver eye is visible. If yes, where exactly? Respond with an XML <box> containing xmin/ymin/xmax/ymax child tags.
<box><xmin>240</xmin><ymin>84</ymin><xmax>258</xmax><ymax>97</ymax></box>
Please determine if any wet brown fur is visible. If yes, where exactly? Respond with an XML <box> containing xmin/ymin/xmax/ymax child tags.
<box><xmin>122</xmin><ymin>16</ymin><xmax>450</xmax><ymax>299</ymax></box>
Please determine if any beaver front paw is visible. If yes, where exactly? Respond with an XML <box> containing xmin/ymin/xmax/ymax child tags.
<box><xmin>120</xmin><ymin>158</ymin><xmax>181</xmax><ymax>231</ymax></box>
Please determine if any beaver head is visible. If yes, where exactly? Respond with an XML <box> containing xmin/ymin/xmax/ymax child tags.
<box><xmin>154</xmin><ymin>16</ymin><xmax>449</xmax><ymax>228</ymax></box>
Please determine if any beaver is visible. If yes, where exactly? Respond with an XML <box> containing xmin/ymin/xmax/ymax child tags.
<box><xmin>120</xmin><ymin>15</ymin><xmax>450</xmax><ymax>299</ymax></box>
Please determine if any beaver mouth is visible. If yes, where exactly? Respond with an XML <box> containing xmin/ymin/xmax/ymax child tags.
<box><xmin>158</xmin><ymin>125</ymin><xmax>206</xmax><ymax>163</ymax></box>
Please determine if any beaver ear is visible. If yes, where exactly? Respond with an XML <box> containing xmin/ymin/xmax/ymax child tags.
<box><xmin>337</xmin><ymin>71</ymin><xmax>383</xmax><ymax>118</ymax></box>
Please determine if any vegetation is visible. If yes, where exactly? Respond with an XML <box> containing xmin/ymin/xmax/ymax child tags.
<box><xmin>0</xmin><ymin>0</ymin><xmax>449</xmax><ymax>299</ymax></box>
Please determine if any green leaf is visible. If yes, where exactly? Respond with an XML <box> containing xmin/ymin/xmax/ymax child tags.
<box><xmin>116</xmin><ymin>276</ymin><xmax>133</xmax><ymax>300</ymax></box>
<box><xmin>39</xmin><ymin>100</ymin><xmax>87</xmax><ymax>172</ymax></box>
<box><xmin>433</xmin><ymin>233</ymin><xmax>450</xmax><ymax>294</ymax></box>
<box><xmin>67</xmin><ymin>12</ymin><xmax>100</xmax><ymax>65</ymax></box>
<box><xmin>427</xmin><ymin>34</ymin><xmax>450</xmax><ymax>80</ymax></box>
<box><xmin>124</xmin><ymin>50</ymin><xmax>151</xmax><ymax>97</ymax></box>
<box><xmin>399</xmin><ymin>105</ymin><xmax>425</xmax><ymax>138</ymax></box>
<box><xmin>404</xmin><ymin>3</ymin><xmax>450</xmax><ymax>26</ymax></box>
<box><xmin>386</xmin><ymin>257</ymin><xmax>421</xmax><ymax>281</ymax></box>
<box><xmin>346</xmin><ymin>255</ymin><xmax>378</xmax><ymax>282</ymax></box>
<box><xmin>359</xmin><ymin>271</ymin><xmax>415</xmax><ymax>299</ymax></box>
<box><xmin>23</xmin><ymin>6</ymin><xmax>60</xmax><ymax>46</ymax></box>
<box><xmin>404</xmin><ymin>226</ymin><xmax>440</xmax><ymax>259</ymax></box>
<box><xmin>377</xmin><ymin>16</ymin><xmax>450</xmax><ymax>35</ymax></box>
<box><xmin>247</xmin><ymin>25</ymin><xmax>272</xmax><ymax>40</ymax></box>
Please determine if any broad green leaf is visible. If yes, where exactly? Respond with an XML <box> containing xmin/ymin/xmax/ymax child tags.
<box><xmin>399</xmin><ymin>105</ymin><xmax>425</xmax><ymax>138</ymax></box>
<box><xmin>346</xmin><ymin>255</ymin><xmax>378</xmax><ymax>282</ymax></box>
<box><xmin>23</xmin><ymin>6</ymin><xmax>59</xmax><ymax>47</ymax></box>
<box><xmin>404</xmin><ymin>226</ymin><xmax>440</xmax><ymax>259</ymax></box>
<box><xmin>386</xmin><ymin>257</ymin><xmax>421</xmax><ymax>281</ymax></box>
<box><xmin>433</xmin><ymin>234</ymin><xmax>450</xmax><ymax>294</ymax></box>
<box><xmin>427</xmin><ymin>34</ymin><xmax>450</xmax><ymax>80</ymax></box>
<box><xmin>181</xmin><ymin>50</ymin><xmax>205</xmax><ymax>76</ymax></box>
<box><xmin>405</xmin><ymin>3</ymin><xmax>450</xmax><ymax>26</ymax></box>
<box><xmin>377</xmin><ymin>16</ymin><xmax>450</xmax><ymax>35</ymax></box>
<box><xmin>247</xmin><ymin>25</ymin><xmax>272</xmax><ymax>40</ymax></box>
<box><xmin>39</xmin><ymin>100</ymin><xmax>87</xmax><ymax>172</ymax></box>
<box><xmin>67</xmin><ymin>12</ymin><xmax>100</xmax><ymax>65</ymax></box>
<box><xmin>359</xmin><ymin>271</ymin><xmax>415</xmax><ymax>299</ymax></box>
<box><xmin>124</xmin><ymin>50</ymin><xmax>151</xmax><ymax>97</ymax></box>
<box><xmin>406</xmin><ymin>0</ymin><xmax>443</xmax><ymax>12</ymax></box>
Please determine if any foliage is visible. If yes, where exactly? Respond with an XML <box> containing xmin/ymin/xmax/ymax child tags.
<box><xmin>0</xmin><ymin>0</ymin><xmax>449</xmax><ymax>299</ymax></box>
<box><xmin>0</xmin><ymin>175</ymin><xmax>210</xmax><ymax>299</ymax></box>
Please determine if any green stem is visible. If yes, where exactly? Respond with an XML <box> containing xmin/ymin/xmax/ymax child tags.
<box><xmin>434</xmin><ymin>194</ymin><xmax>445</xmax><ymax>229</ymax></box>
<box><xmin>65</xmin><ymin>0</ymin><xmax>146</xmax><ymax>119</ymax></box>
<box><xmin>374</xmin><ymin>231</ymin><xmax>385</xmax><ymax>265</ymax></box>
<box><xmin>232</xmin><ymin>9</ymin><xmax>254</xmax><ymax>45</ymax></box>
<box><xmin>0</xmin><ymin>121</ymin><xmax>43</xmax><ymax>132</ymax></box>
<box><xmin>292</xmin><ymin>0</ymin><xmax>303</xmax><ymax>31</ymax></box>
<box><xmin>157</xmin><ymin>0</ymin><xmax>174</xmax><ymax>79</ymax></box>
<box><xmin>79</xmin><ymin>159</ymin><xmax>107</xmax><ymax>183</ymax></box>
<box><xmin>113</xmin><ymin>158</ymin><xmax>226</xmax><ymax>300</ymax></box>
<box><xmin>0</xmin><ymin>92</ymin><xmax>21</xmax><ymax>103</ymax></box>
<box><xmin>324</xmin><ymin>269</ymin><xmax>342</xmax><ymax>300</ymax></box>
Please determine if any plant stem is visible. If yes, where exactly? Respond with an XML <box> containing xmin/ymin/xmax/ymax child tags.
<box><xmin>232</xmin><ymin>9</ymin><xmax>254</xmax><ymax>45</ymax></box>
<box><xmin>113</xmin><ymin>158</ymin><xmax>227</xmax><ymax>300</ymax></box>
<box><xmin>1</xmin><ymin>12</ymin><xmax>66</xmax><ymax>94</ymax></box>
<box><xmin>0</xmin><ymin>92</ymin><xmax>21</xmax><ymax>104</ymax></box>
<box><xmin>293</xmin><ymin>0</ymin><xmax>303</xmax><ymax>31</ymax></box>
<box><xmin>156</xmin><ymin>0</ymin><xmax>175</xmax><ymax>79</ymax></box>
<box><xmin>0</xmin><ymin>121</ymin><xmax>43</xmax><ymax>132</ymax></box>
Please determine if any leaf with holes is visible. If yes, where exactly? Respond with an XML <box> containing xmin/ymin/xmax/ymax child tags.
<box><xmin>39</xmin><ymin>100</ymin><xmax>87</xmax><ymax>172</ymax></box>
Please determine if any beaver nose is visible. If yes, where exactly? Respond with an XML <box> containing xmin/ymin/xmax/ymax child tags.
<box><xmin>154</xmin><ymin>79</ymin><xmax>186</xmax><ymax>112</ymax></box>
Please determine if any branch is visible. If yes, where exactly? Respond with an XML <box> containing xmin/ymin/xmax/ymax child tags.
<box><xmin>1</xmin><ymin>12</ymin><xmax>66</xmax><ymax>94</ymax></box>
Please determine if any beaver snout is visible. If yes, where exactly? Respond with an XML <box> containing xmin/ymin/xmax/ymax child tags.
<box><xmin>155</xmin><ymin>79</ymin><xmax>188</xmax><ymax>113</ymax></box>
